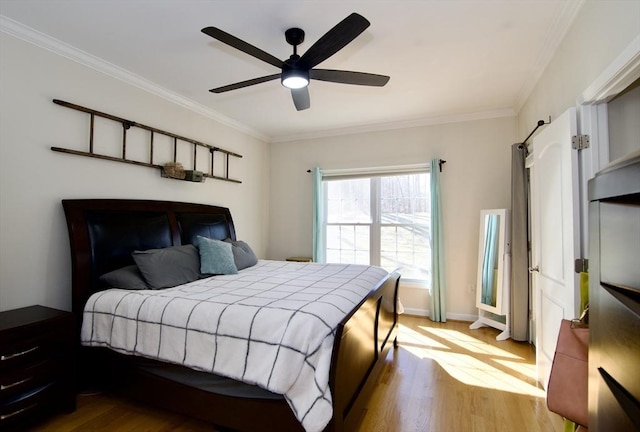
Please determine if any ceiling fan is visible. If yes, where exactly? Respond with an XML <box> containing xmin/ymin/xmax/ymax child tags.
<box><xmin>201</xmin><ymin>12</ymin><xmax>390</xmax><ymax>111</ymax></box>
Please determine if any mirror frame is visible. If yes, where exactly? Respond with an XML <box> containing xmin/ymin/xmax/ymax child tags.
<box><xmin>475</xmin><ymin>208</ymin><xmax>509</xmax><ymax>315</ymax></box>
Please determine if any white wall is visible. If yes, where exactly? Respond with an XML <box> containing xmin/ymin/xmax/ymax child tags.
<box><xmin>517</xmin><ymin>0</ymin><xmax>640</xmax><ymax>147</ymax></box>
<box><xmin>268</xmin><ymin>117</ymin><xmax>516</xmax><ymax>319</ymax></box>
<box><xmin>0</xmin><ymin>34</ymin><xmax>270</xmax><ymax>312</ymax></box>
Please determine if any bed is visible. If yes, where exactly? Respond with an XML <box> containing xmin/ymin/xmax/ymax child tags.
<box><xmin>62</xmin><ymin>199</ymin><xmax>400</xmax><ymax>432</ymax></box>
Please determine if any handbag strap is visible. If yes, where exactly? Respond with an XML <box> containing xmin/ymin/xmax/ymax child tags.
<box><xmin>571</xmin><ymin>304</ymin><xmax>589</xmax><ymax>329</ymax></box>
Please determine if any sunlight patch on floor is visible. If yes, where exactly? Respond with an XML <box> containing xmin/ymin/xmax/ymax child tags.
<box><xmin>399</xmin><ymin>323</ymin><xmax>449</xmax><ymax>350</ymax></box>
<box><xmin>427</xmin><ymin>350</ymin><xmax>545</xmax><ymax>397</ymax></box>
<box><xmin>493</xmin><ymin>358</ymin><xmax>538</xmax><ymax>382</ymax></box>
<box><xmin>420</xmin><ymin>326</ymin><xmax>521</xmax><ymax>359</ymax></box>
<box><xmin>401</xmin><ymin>325</ymin><xmax>545</xmax><ymax>398</ymax></box>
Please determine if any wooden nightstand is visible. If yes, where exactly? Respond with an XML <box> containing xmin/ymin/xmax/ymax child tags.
<box><xmin>286</xmin><ymin>257</ymin><xmax>313</xmax><ymax>263</ymax></box>
<box><xmin>0</xmin><ymin>305</ymin><xmax>76</xmax><ymax>430</ymax></box>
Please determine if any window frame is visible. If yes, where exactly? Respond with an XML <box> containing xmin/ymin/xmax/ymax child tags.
<box><xmin>321</xmin><ymin>165</ymin><xmax>430</xmax><ymax>283</ymax></box>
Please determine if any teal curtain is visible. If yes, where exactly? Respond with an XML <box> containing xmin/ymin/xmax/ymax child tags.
<box><xmin>429</xmin><ymin>159</ymin><xmax>446</xmax><ymax>322</ymax></box>
<box><xmin>481</xmin><ymin>215</ymin><xmax>499</xmax><ymax>306</ymax></box>
<box><xmin>312</xmin><ymin>167</ymin><xmax>325</xmax><ymax>263</ymax></box>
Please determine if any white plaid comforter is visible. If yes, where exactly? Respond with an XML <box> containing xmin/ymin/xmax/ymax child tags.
<box><xmin>81</xmin><ymin>260</ymin><xmax>389</xmax><ymax>432</ymax></box>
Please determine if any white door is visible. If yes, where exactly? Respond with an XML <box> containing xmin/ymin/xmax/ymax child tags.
<box><xmin>530</xmin><ymin>107</ymin><xmax>581</xmax><ymax>389</ymax></box>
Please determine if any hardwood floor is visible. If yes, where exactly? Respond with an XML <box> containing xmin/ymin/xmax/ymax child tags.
<box><xmin>29</xmin><ymin>315</ymin><xmax>564</xmax><ymax>432</ymax></box>
<box><xmin>356</xmin><ymin>316</ymin><xmax>563</xmax><ymax>432</ymax></box>
<box><xmin>28</xmin><ymin>392</ymin><xmax>215</xmax><ymax>431</ymax></box>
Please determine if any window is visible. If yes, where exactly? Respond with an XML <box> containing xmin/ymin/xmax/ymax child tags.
<box><xmin>324</xmin><ymin>171</ymin><xmax>431</xmax><ymax>282</ymax></box>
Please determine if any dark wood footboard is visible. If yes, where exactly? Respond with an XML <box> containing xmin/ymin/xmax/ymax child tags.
<box><xmin>329</xmin><ymin>271</ymin><xmax>400</xmax><ymax>432</ymax></box>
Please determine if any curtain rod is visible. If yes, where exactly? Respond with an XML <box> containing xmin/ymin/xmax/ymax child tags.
<box><xmin>306</xmin><ymin>159</ymin><xmax>447</xmax><ymax>173</ymax></box>
<box><xmin>521</xmin><ymin>116</ymin><xmax>551</xmax><ymax>146</ymax></box>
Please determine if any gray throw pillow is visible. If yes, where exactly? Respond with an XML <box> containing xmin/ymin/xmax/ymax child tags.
<box><xmin>197</xmin><ymin>236</ymin><xmax>238</xmax><ymax>275</ymax></box>
<box><xmin>132</xmin><ymin>244</ymin><xmax>202</xmax><ymax>289</ymax></box>
<box><xmin>224</xmin><ymin>239</ymin><xmax>258</xmax><ymax>270</ymax></box>
<box><xmin>99</xmin><ymin>265</ymin><xmax>149</xmax><ymax>290</ymax></box>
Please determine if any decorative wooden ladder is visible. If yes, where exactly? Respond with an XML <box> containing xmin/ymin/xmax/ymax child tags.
<box><xmin>50</xmin><ymin>99</ymin><xmax>243</xmax><ymax>183</ymax></box>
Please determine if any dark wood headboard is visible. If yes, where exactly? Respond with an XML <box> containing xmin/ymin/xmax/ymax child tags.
<box><xmin>62</xmin><ymin>199</ymin><xmax>236</xmax><ymax>319</ymax></box>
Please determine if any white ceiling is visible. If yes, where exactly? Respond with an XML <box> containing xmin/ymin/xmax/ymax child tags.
<box><xmin>0</xmin><ymin>1</ymin><xmax>583</xmax><ymax>142</ymax></box>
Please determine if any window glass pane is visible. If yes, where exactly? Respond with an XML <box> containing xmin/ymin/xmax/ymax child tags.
<box><xmin>381</xmin><ymin>174</ymin><xmax>430</xmax><ymax>224</ymax></box>
<box><xmin>340</xmin><ymin>225</ymin><xmax>355</xmax><ymax>248</ymax></box>
<box><xmin>354</xmin><ymin>226</ymin><xmax>370</xmax><ymax>264</ymax></box>
<box><xmin>326</xmin><ymin>224</ymin><xmax>370</xmax><ymax>265</ymax></box>
<box><xmin>354</xmin><ymin>251</ymin><xmax>370</xmax><ymax>265</ymax></box>
<box><xmin>326</xmin><ymin>225</ymin><xmax>341</xmax><ymax>249</ymax></box>
<box><xmin>381</xmin><ymin>225</ymin><xmax>430</xmax><ymax>280</ymax></box>
<box><xmin>326</xmin><ymin>179</ymin><xmax>370</xmax><ymax>223</ymax></box>
<box><xmin>326</xmin><ymin>249</ymin><xmax>341</xmax><ymax>263</ymax></box>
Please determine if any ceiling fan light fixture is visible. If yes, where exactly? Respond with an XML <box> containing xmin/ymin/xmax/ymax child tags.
<box><xmin>204</xmin><ymin>13</ymin><xmax>389</xmax><ymax>110</ymax></box>
<box><xmin>281</xmin><ymin>68</ymin><xmax>309</xmax><ymax>89</ymax></box>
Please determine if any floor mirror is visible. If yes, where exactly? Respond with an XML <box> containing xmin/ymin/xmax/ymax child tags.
<box><xmin>469</xmin><ymin>208</ymin><xmax>511</xmax><ymax>340</ymax></box>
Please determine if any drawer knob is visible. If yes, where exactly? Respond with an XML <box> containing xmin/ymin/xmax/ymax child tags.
<box><xmin>0</xmin><ymin>346</ymin><xmax>38</xmax><ymax>361</ymax></box>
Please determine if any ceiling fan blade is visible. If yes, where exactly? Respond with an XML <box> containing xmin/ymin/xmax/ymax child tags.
<box><xmin>291</xmin><ymin>87</ymin><xmax>310</xmax><ymax>111</ymax></box>
<box><xmin>300</xmin><ymin>13</ymin><xmax>370</xmax><ymax>69</ymax></box>
<box><xmin>209</xmin><ymin>74</ymin><xmax>281</xmax><ymax>93</ymax></box>
<box><xmin>202</xmin><ymin>27</ymin><xmax>284</xmax><ymax>69</ymax></box>
<box><xmin>310</xmin><ymin>69</ymin><xmax>390</xmax><ymax>86</ymax></box>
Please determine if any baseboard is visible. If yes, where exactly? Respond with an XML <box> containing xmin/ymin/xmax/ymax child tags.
<box><xmin>401</xmin><ymin>307</ymin><xmax>430</xmax><ymax>317</ymax></box>
<box><xmin>401</xmin><ymin>308</ymin><xmax>476</xmax><ymax>323</ymax></box>
<box><xmin>447</xmin><ymin>312</ymin><xmax>477</xmax><ymax>322</ymax></box>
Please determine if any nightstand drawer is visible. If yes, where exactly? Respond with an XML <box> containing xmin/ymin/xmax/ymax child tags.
<box><xmin>0</xmin><ymin>381</ymin><xmax>57</xmax><ymax>429</ymax></box>
<box><xmin>1</xmin><ymin>358</ymin><xmax>59</xmax><ymax>401</ymax></box>
<box><xmin>1</xmin><ymin>325</ymin><xmax>72</xmax><ymax>367</ymax></box>
<box><xmin>0</xmin><ymin>306</ymin><xmax>76</xmax><ymax>430</ymax></box>
<box><xmin>0</xmin><ymin>336</ymin><xmax>52</xmax><ymax>372</ymax></box>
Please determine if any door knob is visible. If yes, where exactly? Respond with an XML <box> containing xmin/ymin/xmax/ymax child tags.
<box><xmin>528</xmin><ymin>265</ymin><xmax>540</xmax><ymax>273</ymax></box>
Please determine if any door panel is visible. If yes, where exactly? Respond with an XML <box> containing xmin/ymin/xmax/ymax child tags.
<box><xmin>531</xmin><ymin>107</ymin><xmax>580</xmax><ymax>389</ymax></box>
<box><xmin>539</xmin><ymin>295</ymin><xmax>564</xmax><ymax>384</ymax></box>
<box><xmin>537</xmin><ymin>144</ymin><xmax>564</xmax><ymax>282</ymax></box>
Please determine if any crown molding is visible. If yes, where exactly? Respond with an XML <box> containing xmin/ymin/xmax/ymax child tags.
<box><xmin>579</xmin><ymin>35</ymin><xmax>640</xmax><ymax>105</ymax></box>
<box><xmin>270</xmin><ymin>108</ymin><xmax>516</xmax><ymax>143</ymax></box>
<box><xmin>513</xmin><ymin>0</ymin><xmax>585</xmax><ymax>113</ymax></box>
<box><xmin>0</xmin><ymin>15</ymin><xmax>269</xmax><ymax>142</ymax></box>
<box><xmin>0</xmin><ymin>15</ymin><xmax>527</xmax><ymax>145</ymax></box>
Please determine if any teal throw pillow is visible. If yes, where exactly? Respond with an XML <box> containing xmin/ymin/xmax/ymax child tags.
<box><xmin>197</xmin><ymin>236</ymin><xmax>238</xmax><ymax>275</ymax></box>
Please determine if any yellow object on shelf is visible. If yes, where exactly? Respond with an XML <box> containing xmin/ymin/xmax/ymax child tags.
<box><xmin>286</xmin><ymin>257</ymin><xmax>313</xmax><ymax>262</ymax></box>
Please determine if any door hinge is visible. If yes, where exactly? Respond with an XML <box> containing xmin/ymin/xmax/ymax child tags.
<box><xmin>572</xmin><ymin>134</ymin><xmax>590</xmax><ymax>150</ymax></box>
<box><xmin>575</xmin><ymin>258</ymin><xmax>589</xmax><ymax>273</ymax></box>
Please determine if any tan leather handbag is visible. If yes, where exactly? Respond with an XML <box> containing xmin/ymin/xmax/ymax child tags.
<box><xmin>546</xmin><ymin>318</ymin><xmax>589</xmax><ymax>427</ymax></box>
